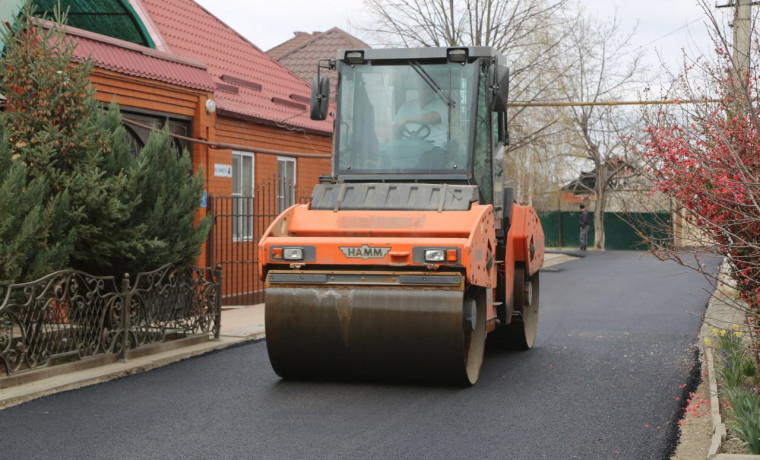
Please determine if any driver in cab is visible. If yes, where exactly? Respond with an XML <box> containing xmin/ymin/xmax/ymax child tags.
<box><xmin>392</xmin><ymin>81</ymin><xmax>448</xmax><ymax>148</ymax></box>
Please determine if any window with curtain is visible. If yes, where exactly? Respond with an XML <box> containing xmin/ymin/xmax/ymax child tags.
<box><xmin>232</xmin><ymin>152</ymin><xmax>254</xmax><ymax>240</ymax></box>
<box><xmin>277</xmin><ymin>157</ymin><xmax>296</xmax><ymax>212</ymax></box>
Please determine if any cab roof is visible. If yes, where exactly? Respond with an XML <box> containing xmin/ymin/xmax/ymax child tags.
<box><xmin>335</xmin><ymin>47</ymin><xmax>503</xmax><ymax>64</ymax></box>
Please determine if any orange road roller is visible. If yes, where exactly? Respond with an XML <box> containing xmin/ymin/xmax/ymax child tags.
<box><xmin>259</xmin><ymin>47</ymin><xmax>544</xmax><ymax>385</ymax></box>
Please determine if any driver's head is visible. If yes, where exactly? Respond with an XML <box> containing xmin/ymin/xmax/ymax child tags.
<box><xmin>414</xmin><ymin>81</ymin><xmax>435</xmax><ymax>106</ymax></box>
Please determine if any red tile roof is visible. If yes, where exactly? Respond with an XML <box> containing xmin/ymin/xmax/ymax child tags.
<box><xmin>58</xmin><ymin>22</ymin><xmax>216</xmax><ymax>92</ymax></box>
<box><xmin>272</xmin><ymin>28</ymin><xmax>370</xmax><ymax>74</ymax></box>
<box><xmin>267</xmin><ymin>31</ymin><xmax>319</xmax><ymax>60</ymax></box>
<box><xmin>141</xmin><ymin>0</ymin><xmax>333</xmax><ymax>135</ymax></box>
<box><xmin>268</xmin><ymin>27</ymin><xmax>370</xmax><ymax>98</ymax></box>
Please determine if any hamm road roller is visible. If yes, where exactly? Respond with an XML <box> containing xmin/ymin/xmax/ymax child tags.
<box><xmin>259</xmin><ymin>47</ymin><xmax>544</xmax><ymax>385</ymax></box>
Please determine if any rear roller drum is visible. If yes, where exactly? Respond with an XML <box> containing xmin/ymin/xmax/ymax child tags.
<box><xmin>505</xmin><ymin>264</ymin><xmax>540</xmax><ymax>350</ymax></box>
<box><xmin>461</xmin><ymin>288</ymin><xmax>486</xmax><ymax>385</ymax></box>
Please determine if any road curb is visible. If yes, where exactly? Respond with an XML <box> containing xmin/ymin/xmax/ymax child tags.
<box><xmin>702</xmin><ymin>263</ymin><xmax>760</xmax><ymax>460</ymax></box>
<box><xmin>0</xmin><ymin>334</ymin><xmax>259</xmax><ymax>411</ymax></box>
<box><xmin>706</xmin><ymin>346</ymin><xmax>727</xmax><ymax>458</ymax></box>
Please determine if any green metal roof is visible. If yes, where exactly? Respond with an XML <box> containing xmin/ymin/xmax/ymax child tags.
<box><xmin>32</xmin><ymin>0</ymin><xmax>154</xmax><ymax>48</ymax></box>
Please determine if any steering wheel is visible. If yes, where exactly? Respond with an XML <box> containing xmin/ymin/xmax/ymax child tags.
<box><xmin>399</xmin><ymin>122</ymin><xmax>431</xmax><ymax>140</ymax></box>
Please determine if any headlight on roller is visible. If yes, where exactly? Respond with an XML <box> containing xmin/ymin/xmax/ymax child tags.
<box><xmin>283</xmin><ymin>247</ymin><xmax>304</xmax><ymax>260</ymax></box>
<box><xmin>424</xmin><ymin>249</ymin><xmax>446</xmax><ymax>262</ymax></box>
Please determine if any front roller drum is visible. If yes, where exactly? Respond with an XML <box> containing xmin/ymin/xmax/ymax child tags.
<box><xmin>265</xmin><ymin>285</ymin><xmax>486</xmax><ymax>385</ymax></box>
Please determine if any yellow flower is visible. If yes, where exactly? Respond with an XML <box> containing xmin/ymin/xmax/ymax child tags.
<box><xmin>736</xmin><ymin>331</ymin><xmax>742</xmax><ymax>337</ymax></box>
<box><xmin>720</xmin><ymin>330</ymin><xmax>727</xmax><ymax>336</ymax></box>
<box><xmin>712</xmin><ymin>328</ymin><xmax>718</xmax><ymax>335</ymax></box>
<box><xmin>733</xmin><ymin>324</ymin><xmax>740</xmax><ymax>330</ymax></box>
<box><xmin>704</xmin><ymin>338</ymin><xmax>712</xmax><ymax>345</ymax></box>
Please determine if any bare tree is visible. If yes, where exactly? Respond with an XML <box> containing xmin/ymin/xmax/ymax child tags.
<box><xmin>356</xmin><ymin>1</ymin><xmax>651</xmax><ymax>244</ymax></box>
<box><xmin>359</xmin><ymin>0</ymin><xmax>564</xmax><ymax>48</ymax></box>
<box><xmin>357</xmin><ymin>0</ymin><xmax>572</xmax><ymax>116</ymax></box>
<box><xmin>357</xmin><ymin>0</ymin><xmax>575</xmax><ymax>201</ymax></box>
<box><xmin>555</xmin><ymin>10</ymin><xmax>647</xmax><ymax>249</ymax></box>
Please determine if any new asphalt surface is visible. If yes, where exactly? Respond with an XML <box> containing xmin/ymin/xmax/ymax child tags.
<box><xmin>0</xmin><ymin>251</ymin><xmax>721</xmax><ymax>459</ymax></box>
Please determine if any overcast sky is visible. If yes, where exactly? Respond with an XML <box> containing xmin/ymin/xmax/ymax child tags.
<box><xmin>193</xmin><ymin>0</ymin><xmax>723</xmax><ymax>79</ymax></box>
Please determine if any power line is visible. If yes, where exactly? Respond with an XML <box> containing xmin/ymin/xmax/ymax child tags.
<box><xmin>634</xmin><ymin>17</ymin><xmax>707</xmax><ymax>52</ymax></box>
<box><xmin>508</xmin><ymin>99</ymin><xmax>721</xmax><ymax>108</ymax></box>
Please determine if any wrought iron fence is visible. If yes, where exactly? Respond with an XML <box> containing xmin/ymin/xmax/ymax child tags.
<box><xmin>0</xmin><ymin>264</ymin><xmax>221</xmax><ymax>377</ymax></box>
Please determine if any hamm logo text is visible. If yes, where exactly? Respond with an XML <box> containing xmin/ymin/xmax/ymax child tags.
<box><xmin>339</xmin><ymin>245</ymin><xmax>391</xmax><ymax>259</ymax></box>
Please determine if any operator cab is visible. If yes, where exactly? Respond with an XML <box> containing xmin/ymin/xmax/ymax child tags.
<box><xmin>336</xmin><ymin>55</ymin><xmax>472</xmax><ymax>175</ymax></box>
<box><xmin>311</xmin><ymin>47</ymin><xmax>508</xmax><ymax>212</ymax></box>
<box><xmin>313</xmin><ymin>48</ymin><xmax>507</xmax><ymax>182</ymax></box>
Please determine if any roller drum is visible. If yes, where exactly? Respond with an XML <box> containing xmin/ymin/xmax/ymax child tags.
<box><xmin>265</xmin><ymin>284</ymin><xmax>484</xmax><ymax>384</ymax></box>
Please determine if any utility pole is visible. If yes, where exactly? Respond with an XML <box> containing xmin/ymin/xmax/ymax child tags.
<box><xmin>734</xmin><ymin>0</ymin><xmax>752</xmax><ymax>78</ymax></box>
<box><xmin>717</xmin><ymin>0</ymin><xmax>757</xmax><ymax>113</ymax></box>
<box><xmin>718</xmin><ymin>0</ymin><xmax>755</xmax><ymax>81</ymax></box>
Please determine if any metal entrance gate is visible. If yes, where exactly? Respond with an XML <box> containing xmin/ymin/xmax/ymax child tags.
<box><xmin>208</xmin><ymin>177</ymin><xmax>310</xmax><ymax>306</ymax></box>
<box><xmin>537</xmin><ymin>210</ymin><xmax>673</xmax><ymax>250</ymax></box>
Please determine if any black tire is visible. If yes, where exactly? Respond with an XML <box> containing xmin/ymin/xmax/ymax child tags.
<box><xmin>461</xmin><ymin>287</ymin><xmax>486</xmax><ymax>385</ymax></box>
<box><xmin>506</xmin><ymin>264</ymin><xmax>539</xmax><ymax>350</ymax></box>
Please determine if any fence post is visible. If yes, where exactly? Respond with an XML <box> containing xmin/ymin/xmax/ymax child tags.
<box><xmin>207</xmin><ymin>194</ymin><xmax>214</xmax><ymax>268</ymax></box>
<box><xmin>214</xmin><ymin>264</ymin><xmax>222</xmax><ymax>340</ymax></box>
<box><xmin>120</xmin><ymin>274</ymin><xmax>131</xmax><ymax>362</ymax></box>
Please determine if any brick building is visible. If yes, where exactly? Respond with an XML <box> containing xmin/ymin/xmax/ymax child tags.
<box><xmin>23</xmin><ymin>0</ymin><xmax>336</xmax><ymax>303</ymax></box>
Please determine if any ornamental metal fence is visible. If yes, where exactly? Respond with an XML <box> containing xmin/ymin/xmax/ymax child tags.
<box><xmin>0</xmin><ymin>264</ymin><xmax>221</xmax><ymax>381</ymax></box>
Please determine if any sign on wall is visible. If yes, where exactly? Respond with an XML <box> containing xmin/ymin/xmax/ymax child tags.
<box><xmin>214</xmin><ymin>163</ymin><xmax>232</xmax><ymax>178</ymax></box>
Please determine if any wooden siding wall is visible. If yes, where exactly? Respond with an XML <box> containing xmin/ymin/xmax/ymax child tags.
<box><xmin>214</xmin><ymin>116</ymin><xmax>332</xmax><ymax>190</ymax></box>
<box><xmin>91</xmin><ymin>69</ymin><xmax>203</xmax><ymax>118</ymax></box>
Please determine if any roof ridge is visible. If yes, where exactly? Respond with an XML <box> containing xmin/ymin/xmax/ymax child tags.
<box><xmin>126</xmin><ymin>0</ymin><xmax>172</xmax><ymax>53</ymax></box>
<box><xmin>332</xmin><ymin>27</ymin><xmax>371</xmax><ymax>50</ymax></box>
<box><xmin>274</xmin><ymin>29</ymin><xmax>329</xmax><ymax>61</ymax></box>
<box><xmin>185</xmin><ymin>0</ymin><xmax>314</xmax><ymax>92</ymax></box>
<box><xmin>37</xmin><ymin>18</ymin><xmax>207</xmax><ymax>69</ymax></box>
<box><xmin>189</xmin><ymin>0</ymin><xmax>266</xmax><ymax>54</ymax></box>
<box><xmin>266</xmin><ymin>31</ymin><xmax>316</xmax><ymax>59</ymax></box>
<box><xmin>275</xmin><ymin>27</ymin><xmax>370</xmax><ymax>62</ymax></box>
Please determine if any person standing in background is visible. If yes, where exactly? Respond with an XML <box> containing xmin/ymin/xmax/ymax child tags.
<box><xmin>579</xmin><ymin>204</ymin><xmax>589</xmax><ymax>251</ymax></box>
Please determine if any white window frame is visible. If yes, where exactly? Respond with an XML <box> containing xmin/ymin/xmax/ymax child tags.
<box><xmin>232</xmin><ymin>152</ymin><xmax>255</xmax><ymax>241</ymax></box>
<box><xmin>277</xmin><ymin>157</ymin><xmax>296</xmax><ymax>213</ymax></box>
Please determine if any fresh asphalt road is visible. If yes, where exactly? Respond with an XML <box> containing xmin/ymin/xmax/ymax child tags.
<box><xmin>0</xmin><ymin>251</ymin><xmax>719</xmax><ymax>459</ymax></box>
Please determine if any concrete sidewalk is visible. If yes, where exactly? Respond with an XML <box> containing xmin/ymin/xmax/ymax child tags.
<box><xmin>0</xmin><ymin>305</ymin><xmax>267</xmax><ymax>409</ymax></box>
<box><xmin>0</xmin><ymin>251</ymin><xmax>575</xmax><ymax>410</ymax></box>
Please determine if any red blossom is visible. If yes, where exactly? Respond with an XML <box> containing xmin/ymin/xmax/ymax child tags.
<box><xmin>643</xmin><ymin>57</ymin><xmax>760</xmax><ymax>341</ymax></box>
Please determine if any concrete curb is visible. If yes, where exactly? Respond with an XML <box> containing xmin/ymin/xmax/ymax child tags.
<box><xmin>706</xmin><ymin>346</ymin><xmax>727</xmax><ymax>458</ymax></box>
<box><xmin>0</xmin><ymin>334</ymin><xmax>259</xmax><ymax>410</ymax></box>
<box><xmin>702</xmin><ymin>263</ymin><xmax>760</xmax><ymax>460</ymax></box>
<box><xmin>712</xmin><ymin>454</ymin><xmax>760</xmax><ymax>459</ymax></box>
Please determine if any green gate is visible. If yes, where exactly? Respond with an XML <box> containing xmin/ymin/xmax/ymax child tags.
<box><xmin>538</xmin><ymin>211</ymin><xmax>671</xmax><ymax>250</ymax></box>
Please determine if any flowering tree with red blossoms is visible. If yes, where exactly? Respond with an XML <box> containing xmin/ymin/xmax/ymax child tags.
<box><xmin>641</xmin><ymin>4</ymin><xmax>760</xmax><ymax>336</ymax></box>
